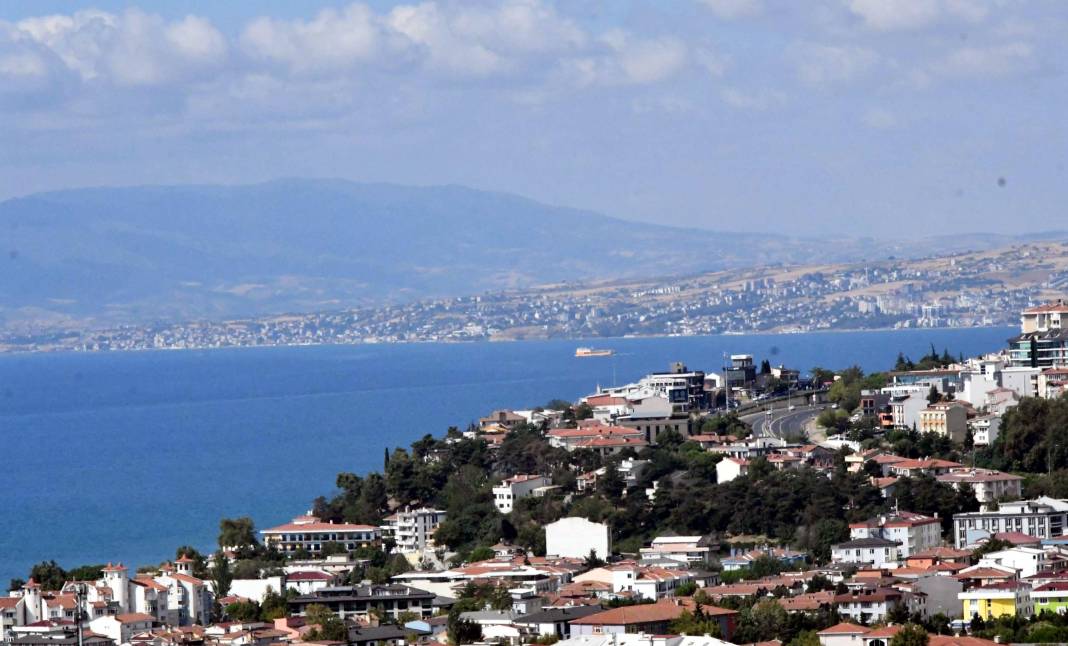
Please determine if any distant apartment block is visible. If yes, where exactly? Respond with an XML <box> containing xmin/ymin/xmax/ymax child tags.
<box><xmin>1009</xmin><ymin>300</ymin><xmax>1068</xmax><ymax>368</ymax></box>
<box><xmin>493</xmin><ymin>474</ymin><xmax>551</xmax><ymax>513</ymax></box>
<box><xmin>918</xmin><ymin>402</ymin><xmax>968</xmax><ymax>443</ymax></box>
<box><xmin>381</xmin><ymin>508</ymin><xmax>447</xmax><ymax>553</ymax></box>
<box><xmin>953</xmin><ymin>497</ymin><xmax>1068</xmax><ymax>548</ymax></box>
<box><xmin>260</xmin><ymin>515</ymin><xmax>379</xmax><ymax>555</ymax></box>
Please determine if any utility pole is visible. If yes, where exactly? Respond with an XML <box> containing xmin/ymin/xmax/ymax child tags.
<box><xmin>74</xmin><ymin>583</ymin><xmax>85</xmax><ymax>646</ymax></box>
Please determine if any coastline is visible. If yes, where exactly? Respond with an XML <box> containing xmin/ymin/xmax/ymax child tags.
<box><xmin>0</xmin><ymin>323</ymin><xmax>1016</xmax><ymax>358</ymax></box>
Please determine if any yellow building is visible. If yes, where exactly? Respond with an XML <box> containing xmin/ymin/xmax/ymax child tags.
<box><xmin>959</xmin><ymin>582</ymin><xmax>1032</xmax><ymax>621</ymax></box>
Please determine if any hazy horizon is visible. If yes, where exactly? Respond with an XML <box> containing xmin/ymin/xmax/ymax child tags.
<box><xmin>1</xmin><ymin>1</ymin><xmax>1065</xmax><ymax>237</ymax></box>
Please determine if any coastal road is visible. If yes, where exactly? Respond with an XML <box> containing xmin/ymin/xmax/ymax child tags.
<box><xmin>741</xmin><ymin>403</ymin><xmax>822</xmax><ymax>440</ymax></box>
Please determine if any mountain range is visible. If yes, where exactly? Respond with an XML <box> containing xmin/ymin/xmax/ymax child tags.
<box><xmin>1</xmin><ymin>178</ymin><xmax>1065</xmax><ymax>331</ymax></box>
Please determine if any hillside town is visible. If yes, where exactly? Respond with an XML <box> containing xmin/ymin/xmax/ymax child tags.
<box><xmin>4</xmin><ymin>243</ymin><xmax>1068</xmax><ymax>352</ymax></box>
<box><xmin>8</xmin><ymin>301</ymin><xmax>1068</xmax><ymax>646</ymax></box>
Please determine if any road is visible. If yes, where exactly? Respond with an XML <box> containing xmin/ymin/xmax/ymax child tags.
<box><xmin>741</xmin><ymin>403</ymin><xmax>822</xmax><ymax>440</ymax></box>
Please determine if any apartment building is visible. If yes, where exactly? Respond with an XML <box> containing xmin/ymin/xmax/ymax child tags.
<box><xmin>493</xmin><ymin>475</ymin><xmax>551</xmax><ymax>514</ymax></box>
<box><xmin>953</xmin><ymin>497</ymin><xmax>1068</xmax><ymax>548</ymax></box>
<box><xmin>959</xmin><ymin>582</ymin><xmax>1032</xmax><ymax>620</ymax></box>
<box><xmin>381</xmin><ymin>508</ymin><xmax>447</xmax><ymax>553</ymax></box>
<box><xmin>918</xmin><ymin>402</ymin><xmax>968</xmax><ymax>443</ymax></box>
<box><xmin>936</xmin><ymin>469</ymin><xmax>1023</xmax><ymax>508</ymax></box>
<box><xmin>260</xmin><ymin>515</ymin><xmax>379</xmax><ymax>555</ymax></box>
<box><xmin>849</xmin><ymin>512</ymin><xmax>941</xmax><ymax>558</ymax></box>
<box><xmin>1009</xmin><ymin>301</ymin><xmax>1068</xmax><ymax>368</ymax></box>
<box><xmin>288</xmin><ymin>584</ymin><xmax>436</xmax><ymax>621</ymax></box>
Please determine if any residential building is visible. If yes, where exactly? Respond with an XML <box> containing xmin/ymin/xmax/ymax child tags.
<box><xmin>1031</xmin><ymin>581</ymin><xmax>1068</xmax><ymax>615</ymax></box>
<box><xmin>639</xmin><ymin>536</ymin><xmax>713</xmax><ymax>566</ymax></box>
<box><xmin>969</xmin><ymin>415</ymin><xmax>1000</xmax><ymax>447</ymax></box>
<box><xmin>889</xmin><ymin>394</ymin><xmax>929</xmax><ymax>430</ymax></box>
<box><xmin>260</xmin><ymin>515</ymin><xmax>379</xmax><ymax>555</ymax></box>
<box><xmin>888</xmin><ymin>459</ymin><xmax>962</xmax><ymax>478</ymax></box>
<box><xmin>953</xmin><ymin>497</ymin><xmax>1068</xmax><ymax>548</ymax></box>
<box><xmin>479</xmin><ymin>410</ymin><xmax>526</xmax><ymax>430</ymax></box>
<box><xmin>716</xmin><ymin>457</ymin><xmax>749</xmax><ymax>483</ymax></box>
<box><xmin>977</xmin><ymin>547</ymin><xmax>1050</xmax><ymax>579</ymax></box>
<box><xmin>817</xmin><ymin>622</ymin><xmax>871</xmax><ymax>646</ymax></box>
<box><xmin>0</xmin><ymin>597</ymin><xmax>25</xmax><ymax>642</ymax></box>
<box><xmin>831</xmin><ymin>537</ymin><xmax>900</xmax><ymax>568</ymax></box>
<box><xmin>493</xmin><ymin>475</ymin><xmax>551</xmax><ymax>514</ymax></box>
<box><xmin>547</xmin><ymin>423</ymin><xmax>644</xmax><ymax>451</ymax></box>
<box><xmin>1038</xmin><ymin>368</ymin><xmax>1068</xmax><ymax>399</ymax></box>
<box><xmin>936</xmin><ymin>469</ymin><xmax>1023</xmax><ymax>508</ymax></box>
<box><xmin>832</xmin><ymin>588</ymin><xmax>905</xmax><ymax>624</ymax></box>
<box><xmin>918</xmin><ymin>402</ymin><xmax>968</xmax><ymax>444</ymax></box>
<box><xmin>607</xmin><ymin>565</ymin><xmax>695</xmax><ymax>601</ymax></box>
<box><xmin>381</xmin><ymin>508</ymin><xmax>446</xmax><ymax>553</ymax></box>
<box><xmin>513</xmin><ymin>606</ymin><xmax>605</xmax><ymax>641</ymax></box>
<box><xmin>1008</xmin><ymin>301</ymin><xmax>1068</xmax><ymax>368</ymax></box>
<box><xmin>546</xmin><ymin>517</ymin><xmax>611</xmax><ymax>560</ymax></box>
<box><xmin>959</xmin><ymin>582</ymin><xmax>1033</xmax><ymax>621</ymax></box>
<box><xmin>596</xmin><ymin>363</ymin><xmax>710</xmax><ymax>414</ymax></box>
<box><xmin>288</xmin><ymin>584</ymin><xmax>435</xmax><ymax>621</ymax></box>
<box><xmin>88</xmin><ymin>613</ymin><xmax>155</xmax><ymax>643</ymax></box>
<box><xmin>569</xmin><ymin>600</ymin><xmax>736</xmax><ymax>640</ymax></box>
<box><xmin>860</xmin><ymin>391</ymin><xmax>891</xmax><ymax>418</ymax></box>
<box><xmin>849</xmin><ymin>512</ymin><xmax>942</xmax><ymax>558</ymax></box>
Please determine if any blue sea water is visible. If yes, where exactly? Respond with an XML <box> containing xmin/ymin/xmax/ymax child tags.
<box><xmin>0</xmin><ymin>327</ymin><xmax>1014</xmax><ymax>585</ymax></box>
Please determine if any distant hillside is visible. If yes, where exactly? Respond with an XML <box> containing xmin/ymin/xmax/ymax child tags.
<box><xmin>0</xmin><ymin>179</ymin><xmax>1064</xmax><ymax>330</ymax></box>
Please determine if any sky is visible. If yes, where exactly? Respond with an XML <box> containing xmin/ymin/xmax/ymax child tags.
<box><xmin>0</xmin><ymin>0</ymin><xmax>1065</xmax><ymax>237</ymax></box>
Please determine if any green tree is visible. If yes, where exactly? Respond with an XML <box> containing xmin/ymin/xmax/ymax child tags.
<box><xmin>305</xmin><ymin>604</ymin><xmax>348</xmax><ymax>642</ymax></box>
<box><xmin>212</xmin><ymin>553</ymin><xmax>233</xmax><ymax>599</ymax></box>
<box><xmin>8</xmin><ymin>579</ymin><xmax>25</xmax><ymax>593</ymax></box>
<box><xmin>789</xmin><ymin>631</ymin><xmax>821</xmax><ymax>646</ymax></box>
<box><xmin>28</xmin><ymin>561</ymin><xmax>67</xmax><ymax>590</ymax></box>
<box><xmin>260</xmin><ymin>588</ymin><xmax>288</xmax><ymax>620</ymax></box>
<box><xmin>448</xmin><ymin>617</ymin><xmax>482</xmax><ymax>645</ymax></box>
<box><xmin>218</xmin><ymin>517</ymin><xmax>258</xmax><ymax>549</ymax></box>
<box><xmin>225</xmin><ymin>601</ymin><xmax>262</xmax><ymax>622</ymax></box>
<box><xmin>67</xmin><ymin>565</ymin><xmax>105</xmax><ymax>582</ymax></box>
<box><xmin>889</xmin><ymin>623</ymin><xmax>929</xmax><ymax>646</ymax></box>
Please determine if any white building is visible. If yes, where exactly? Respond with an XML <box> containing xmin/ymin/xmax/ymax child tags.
<box><xmin>936</xmin><ymin>468</ymin><xmax>1023</xmax><ymax>509</ymax></box>
<box><xmin>546</xmin><ymin>517</ymin><xmax>611</xmax><ymax>560</ymax></box>
<box><xmin>493</xmin><ymin>475</ymin><xmax>551</xmax><ymax>514</ymax></box>
<box><xmin>89</xmin><ymin>613</ymin><xmax>155</xmax><ymax>643</ymax></box>
<box><xmin>381</xmin><ymin>507</ymin><xmax>447</xmax><ymax>553</ymax></box>
<box><xmin>849</xmin><ymin>512</ymin><xmax>941</xmax><ymax>558</ymax></box>
<box><xmin>889</xmin><ymin>395</ymin><xmax>927</xmax><ymax>430</ymax></box>
<box><xmin>970</xmin><ymin>415</ymin><xmax>1001</xmax><ymax>447</ymax></box>
<box><xmin>831</xmin><ymin>537</ymin><xmax>900</xmax><ymax>568</ymax></box>
<box><xmin>978</xmin><ymin>547</ymin><xmax>1050</xmax><ymax>579</ymax></box>
<box><xmin>953</xmin><ymin>497</ymin><xmax>1068</xmax><ymax>548</ymax></box>
<box><xmin>639</xmin><ymin>536</ymin><xmax>713</xmax><ymax>565</ymax></box>
<box><xmin>716</xmin><ymin>457</ymin><xmax>749</xmax><ymax>483</ymax></box>
<box><xmin>260</xmin><ymin>515</ymin><xmax>379</xmax><ymax>555</ymax></box>
<box><xmin>607</xmin><ymin>565</ymin><xmax>694</xmax><ymax>601</ymax></box>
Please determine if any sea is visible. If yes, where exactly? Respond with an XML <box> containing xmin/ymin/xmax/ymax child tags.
<box><xmin>0</xmin><ymin>327</ymin><xmax>1014</xmax><ymax>585</ymax></box>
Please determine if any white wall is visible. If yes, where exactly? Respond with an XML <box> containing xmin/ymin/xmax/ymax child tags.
<box><xmin>546</xmin><ymin>517</ymin><xmax>611</xmax><ymax>559</ymax></box>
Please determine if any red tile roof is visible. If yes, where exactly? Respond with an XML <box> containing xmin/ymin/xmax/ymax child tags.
<box><xmin>818</xmin><ymin>622</ymin><xmax>870</xmax><ymax>635</ymax></box>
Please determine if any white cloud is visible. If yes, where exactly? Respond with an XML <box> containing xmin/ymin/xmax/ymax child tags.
<box><xmin>14</xmin><ymin>9</ymin><xmax>226</xmax><ymax>86</ymax></box>
<box><xmin>861</xmin><ymin>107</ymin><xmax>897</xmax><ymax>129</ymax></box>
<box><xmin>601</xmin><ymin>31</ymin><xmax>688</xmax><ymax>84</ymax></box>
<box><xmin>791</xmin><ymin>42</ymin><xmax>879</xmax><ymax>85</ymax></box>
<box><xmin>698</xmin><ymin>0</ymin><xmax>763</xmax><ymax>19</ymax></box>
<box><xmin>846</xmin><ymin>0</ymin><xmax>987</xmax><ymax>31</ymax></box>
<box><xmin>241</xmin><ymin>4</ymin><xmax>384</xmax><ymax>75</ymax></box>
<box><xmin>933</xmin><ymin>42</ymin><xmax>1035</xmax><ymax>79</ymax></box>
<box><xmin>695</xmin><ymin>46</ymin><xmax>730</xmax><ymax>77</ymax></box>
<box><xmin>720</xmin><ymin>86</ymin><xmax>786</xmax><ymax>110</ymax></box>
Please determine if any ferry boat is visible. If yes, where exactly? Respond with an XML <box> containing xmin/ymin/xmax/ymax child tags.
<box><xmin>575</xmin><ymin>347</ymin><xmax>614</xmax><ymax>357</ymax></box>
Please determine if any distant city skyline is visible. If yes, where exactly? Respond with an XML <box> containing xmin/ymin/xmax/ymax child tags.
<box><xmin>1</xmin><ymin>0</ymin><xmax>1065</xmax><ymax>237</ymax></box>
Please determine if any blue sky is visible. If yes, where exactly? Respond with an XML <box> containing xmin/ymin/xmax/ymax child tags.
<box><xmin>0</xmin><ymin>0</ymin><xmax>1064</xmax><ymax>237</ymax></box>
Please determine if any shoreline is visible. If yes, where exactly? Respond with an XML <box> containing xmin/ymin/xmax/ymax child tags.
<box><xmin>0</xmin><ymin>323</ymin><xmax>1016</xmax><ymax>358</ymax></box>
